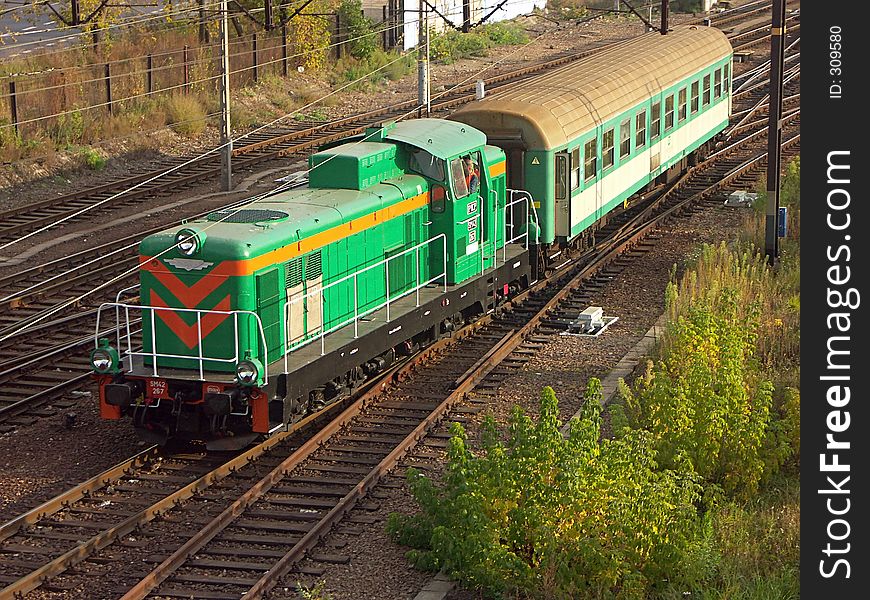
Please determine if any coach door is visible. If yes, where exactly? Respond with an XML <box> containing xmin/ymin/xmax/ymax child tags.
<box><xmin>554</xmin><ymin>152</ymin><xmax>571</xmax><ymax>237</ymax></box>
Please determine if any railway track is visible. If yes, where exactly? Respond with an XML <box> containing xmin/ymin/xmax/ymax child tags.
<box><xmin>0</xmin><ymin>95</ymin><xmax>800</xmax><ymax>595</ymax></box>
<box><xmin>0</xmin><ymin>1</ymin><xmax>788</xmax><ymax>248</ymax></box>
<box><xmin>0</xmin><ymin>33</ymin><xmax>802</xmax><ymax>434</ymax></box>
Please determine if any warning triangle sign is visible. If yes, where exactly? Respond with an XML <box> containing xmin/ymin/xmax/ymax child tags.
<box><xmin>531</xmin><ymin>157</ymin><xmax>540</xmax><ymax>165</ymax></box>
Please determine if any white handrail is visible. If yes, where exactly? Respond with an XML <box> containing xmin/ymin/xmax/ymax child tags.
<box><xmin>503</xmin><ymin>190</ymin><xmax>540</xmax><ymax>263</ymax></box>
<box><xmin>95</xmin><ymin>303</ymin><xmax>269</xmax><ymax>384</ymax></box>
<box><xmin>283</xmin><ymin>234</ymin><xmax>448</xmax><ymax>367</ymax></box>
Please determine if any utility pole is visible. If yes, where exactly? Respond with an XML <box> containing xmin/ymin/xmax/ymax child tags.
<box><xmin>765</xmin><ymin>0</ymin><xmax>787</xmax><ymax>264</ymax></box>
<box><xmin>660</xmin><ymin>0</ymin><xmax>669</xmax><ymax>34</ymax></box>
<box><xmin>199</xmin><ymin>0</ymin><xmax>209</xmax><ymax>43</ymax></box>
<box><xmin>417</xmin><ymin>1</ymin><xmax>430</xmax><ymax>116</ymax></box>
<box><xmin>219</xmin><ymin>0</ymin><xmax>233</xmax><ymax>191</ymax></box>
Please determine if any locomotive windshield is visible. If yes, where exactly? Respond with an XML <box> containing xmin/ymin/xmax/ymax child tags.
<box><xmin>408</xmin><ymin>148</ymin><xmax>445</xmax><ymax>181</ymax></box>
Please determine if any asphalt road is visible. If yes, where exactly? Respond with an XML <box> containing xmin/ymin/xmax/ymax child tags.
<box><xmin>0</xmin><ymin>2</ymin><xmax>166</xmax><ymax>60</ymax></box>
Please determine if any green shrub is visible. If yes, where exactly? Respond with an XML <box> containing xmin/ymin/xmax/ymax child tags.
<box><xmin>77</xmin><ymin>146</ymin><xmax>106</xmax><ymax>170</ymax></box>
<box><xmin>51</xmin><ymin>111</ymin><xmax>86</xmax><ymax>146</ymax></box>
<box><xmin>479</xmin><ymin>22</ymin><xmax>528</xmax><ymax>46</ymax></box>
<box><xmin>0</xmin><ymin>118</ymin><xmax>21</xmax><ymax>150</ymax></box>
<box><xmin>429</xmin><ymin>21</ymin><xmax>527</xmax><ymax>64</ymax></box>
<box><xmin>546</xmin><ymin>0</ymin><xmax>588</xmax><ymax>20</ymax></box>
<box><xmin>165</xmin><ymin>94</ymin><xmax>206</xmax><ymax>137</ymax></box>
<box><xmin>389</xmin><ymin>384</ymin><xmax>704</xmax><ymax>598</ymax></box>
<box><xmin>620</xmin><ymin>289</ymin><xmax>773</xmax><ymax>498</ymax></box>
<box><xmin>332</xmin><ymin>50</ymin><xmax>414</xmax><ymax>89</ymax></box>
<box><xmin>338</xmin><ymin>0</ymin><xmax>379</xmax><ymax>60</ymax></box>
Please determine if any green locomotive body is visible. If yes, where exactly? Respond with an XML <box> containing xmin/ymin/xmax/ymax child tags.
<box><xmin>93</xmin><ymin>120</ymin><xmax>533</xmax><ymax>447</ymax></box>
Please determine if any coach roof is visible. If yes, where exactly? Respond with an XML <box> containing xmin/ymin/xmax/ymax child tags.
<box><xmin>450</xmin><ymin>25</ymin><xmax>733</xmax><ymax>150</ymax></box>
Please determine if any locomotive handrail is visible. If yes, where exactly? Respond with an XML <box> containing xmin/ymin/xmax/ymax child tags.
<box><xmin>282</xmin><ymin>234</ymin><xmax>448</xmax><ymax>366</ymax></box>
<box><xmin>112</xmin><ymin>284</ymin><xmax>141</xmax><ymax>360</ymax></box>
<box><xmin>95</xmin><ymin>303</ymin><xmax>269</xmax><ymax>384</ymax></box>
<box><xmin>504</xmin><ymin>189</ymin><xmax>540</xmax><ymax>264</ymax></box>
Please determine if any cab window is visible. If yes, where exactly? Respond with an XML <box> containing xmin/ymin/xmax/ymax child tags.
<box><xmin>450</xmin><ymin>158</ymin><xmax>470</xmax><ymax>198</ymax></box>
<box><xmin>409</xmin><ymin>149</ymin><xmax>445</xmax><ymax>181</ymax></box>
<box><xmin>451</xmin><ymin>154</ymin><xmax>481</xmax><ymax>198</ymax></box>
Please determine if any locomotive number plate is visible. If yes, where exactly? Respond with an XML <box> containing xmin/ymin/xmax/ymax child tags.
<box><xmin>147</xmin><ymin>379</ymin><xmax>170</xmax><ymax>399</ymax></box>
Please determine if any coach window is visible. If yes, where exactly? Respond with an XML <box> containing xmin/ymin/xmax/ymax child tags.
<box><xmin>650</xmin><ymin>101</ymin><xmax>661</xmax><ymax>140</ymax></box>
<box><xmin>703</xmin><ymin>74</ymin><xmax>711</xmax><ymax>106</ymax></box>
<box><xmin>664</xmin><ymin>95</ymin><xmax>674</xmax><ymax>131</ymax></box>
<box><xmin>584</xmin><ymin>138</ymin><xmax>597</xmax><ymax>181</ymax></box>
<box><xmin>619</xmin><ymin>118</ymin><xmax>631</xmax><ymax>160</ymax></box>
<box><xmin>714</xmin><ymin>69</ymin><xmax>722</xmax><ymax>98</ymax></box>
<box><xmin>691</xmin><ymin>81</ymin><xmax>699</xmax><ymax>114</ymax></box>
<box><xmin>635</xmin><ymin>110</ymin><xmax>646</xmax><ymax>149</ymax></box>
<box><xmin>678</xmin><ymin>88</ymin><xmax>687</xmax><ymax>122</ymax></box>
<box><xmin>602</xmin><ymin>128</ymin><xmax>615</xmax><ymax>170</ymax></box>
<box><xmin>570</xmin><ymin>147</ymin><xmax>581</xmax><ymax>190</ymax></box>
<box><xmin>555</xmin><ymin>154</ymin><xmax>568</xmax><ymax>200</ymax></box>
<box><xmin>724</xmin><ymin>62</ymin><xmax>731</xmax><ymax>94</ymax></box>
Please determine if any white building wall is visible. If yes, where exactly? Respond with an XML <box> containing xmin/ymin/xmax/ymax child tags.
<box><xmin>403</xmin><ymin>0</ymin><xmax>546</xmax><ymax>50</ymax></box>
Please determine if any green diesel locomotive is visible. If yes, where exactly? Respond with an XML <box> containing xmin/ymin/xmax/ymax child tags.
<box><xmin>92</xmin><ymin>26</ymin><xmax>732</xmax><ymax>448</ymax></box>
<box><xmin>93</xmin><ymin>119</ymin><xmax>536</xmax><ymax>448</ymax></box>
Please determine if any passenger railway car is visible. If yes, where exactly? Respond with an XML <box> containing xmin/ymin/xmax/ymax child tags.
<box><xmin>90</xmin><ymin>26</ymin><xmax>733</xmax><ymax>448</ymax></box>
<box><xmin>451</xmin><ymin>24</ymin><xmax>733</xmax><ymax>257</ymax></box>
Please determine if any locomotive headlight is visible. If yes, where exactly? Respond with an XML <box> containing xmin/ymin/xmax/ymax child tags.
<box><xmin>235</xmin><ymin>358</ymin><xmax>262</xmax><ymax>386</ymax></box>
<box><xmin>90</xmin><ymin>339</ymin><xmax>120</xmax><ymax>374</ymax></box>
<box><xmin>175</xmin><ymin>228</ymin><xmax>201</xmax><ymax>256</ymax></box>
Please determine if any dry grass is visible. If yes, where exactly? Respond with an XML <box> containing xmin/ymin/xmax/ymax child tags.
<box><xmin>164</xmin><ymin>94</ymin><xmax>207</xmax><ymax>137</ymax></box>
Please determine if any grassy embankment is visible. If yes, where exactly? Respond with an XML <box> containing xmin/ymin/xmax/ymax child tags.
<box><xmin>388</xmin><ymin>158</ymin><xmax>801</xmax><ymax>599</ymax></box>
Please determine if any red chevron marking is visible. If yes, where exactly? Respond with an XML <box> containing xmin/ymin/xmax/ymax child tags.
<box><xmin>150</xmin><ymin>290</ymin><xmax>232</xmax><ymax>350</ymax></box>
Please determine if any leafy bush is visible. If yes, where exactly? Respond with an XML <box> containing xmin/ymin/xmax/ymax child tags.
<box><xmin>332</xmin><ymin>50</ymin><xmax>414</xmax><ymax>89</ymax></box>
<box><xmin>616</xmin><ymin>239</ymin><xmax>802</xmax><ymax>498</ymax></box>
<box><xmin>77</xmin><ymin>146</ymin><xmax>106</xmax><ymax>170</ymax></box>
<box><xmin>165</xmin><ymin>94</ymin><xmax>206</xmax><ymax>137</ymax></box>
<box><xmin>429</xmin><ymin>21</ymin><xmax>528</xmax><ymax>64</ymax></box>
<box><xmin>619</xmin><ymin>291</ymin><xmax>773</xmax><ymax>499</ymax></box>
<box><xmin>389</xmin><ymin>384</ymin><xmax>704</xmax><ymax>599</ymax></box>
<box><xmin>338</xmin><ymin>0</ymin><xmax>379</xmax><ymax>60</ymax></box>
<box><xmin>51</xmin><ymin>111</ymin><xmax>86</xmax><ymax>146</ymax></box>
<box><xmin>546</xmin><ymin>0</ymin><xmax>588</xmax><ymax>20</ymax></box>
<box><xmin>480</xmin><ymin>22</ymin><xmax>529</xmax><ymax>46</ymax></box>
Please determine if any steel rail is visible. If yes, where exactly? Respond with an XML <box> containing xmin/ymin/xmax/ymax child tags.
<box><xmin>0</xmin><ymin>394</ymin><xmax>354</xmax><ymax>600</ymax></box>
<box><xmin>0</xmin><ymin>446</ymin><xmax>159</xmax><ymax>544</ymax></box>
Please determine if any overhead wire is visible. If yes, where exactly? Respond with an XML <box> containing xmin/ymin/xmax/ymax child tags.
<box><xmin>0</xmin><ymin>13</ymin><xmax>418</xmax><ymax>130</ymax></box>
<box><xmin>0</xmin><ymin>14</ymin><xmax>568</xmax><ymax>343</ymax></box>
